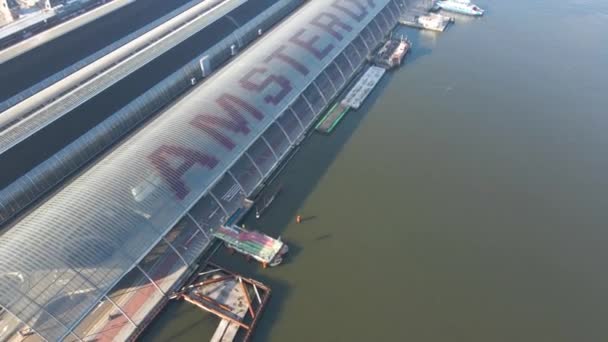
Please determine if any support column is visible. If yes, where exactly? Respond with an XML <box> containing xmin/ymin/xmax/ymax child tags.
<box><xmin>225</xmin><ymin>15</ymin><xmax>243</xmax><ymax>48</ymax></box>
<box><xmin>396</xmin><ymin>0</ymin><xmax>409</xmax><ymax>15</ymax></box>
<box><xmin>186</xmin><ymin>213</ymin><xmax>210</xmax><ymax>240</ymax></box>
<box><xmin>379</xmin><ymin>10</ymin><xmax>391</xmax><ymax>30</ymax></box>
<box><xmin>162</xmin><ymin>236</ymin><xmax>188</xmax><ymax>267</ymax></box>
<box><xmin>323</xmin><ymin>70</ymin><xmax>338</xmax><ymax>94</ymax></box>
<box><xmin>227</xmin><ymin>170</ymin><xmax>247</xmax><ymax>194</ymax></box>
<box><xmin>341</xmin><ymin>51</ymin><xmax>356</xmax><ymax>71</ymax></box>
<box><xmin>387</xmin><ymin>2</ymin><xmax>399</xmax><ymax>22</ymax></box>
<box><xmin>208</xmin><ymin>191</ymin><xmax>230</xmax><ymax>217</ymax></box>
<box><xmin>371</xmin><ymin>19</ymin><xmax>383</xmax><ymax>41</ymax></box>
<box><xmin>331</xmin><ymin>61</ymin><xmax>347</xmax><ymax>87</ymax></box>
<box><xmin>312</xmin><ymin>81</ymin><xmax>327</xmax><ymax>105</ymax></box>
<box><xmin>105</xmin><ymin>295</ymin><xmax>138</xmax><ymax>328</ymax></box>
<box><xmin>288</xmin><ymin>107</ymin><xmax>306</xmax><ymax>130</ymax></box>
<box><xmin>259</xmin><ymin>135</ymin><xmax>279</xmax><ymax>161</ymax></box>
<box><xmin>136</xmin><ymin>264</ymin><xmax>165</xmax><ymax>295</ymax></box>
<box><xmin>359</xmin><ymin>32</ymin><xmax>371</xmax><ymax>51</ymax></box>
<box><xmin>274</xmin><ymin>120</ymin><xmax>294</xmax><ymax>145</ymax></box>
<box><xmin>244</xmin><ymin>152</ymin><xmax>264</xmax><ymax>178</ymax></box>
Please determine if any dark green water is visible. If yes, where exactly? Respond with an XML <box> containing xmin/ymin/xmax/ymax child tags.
<box><xmin>142</xmin><ymin>0</ymin><xmax>608</xmax><ymax>340</ymax></box>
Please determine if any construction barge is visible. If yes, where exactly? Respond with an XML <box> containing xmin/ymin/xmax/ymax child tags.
<box><xmin>214</xmin><ymin>225</ymin><xmax>288</xmax><ymax>268</ymax></box>
<box><xmin>175</xmin><ymin>263</ymin><xmax>271</xmax><ymax>342</ymax></box>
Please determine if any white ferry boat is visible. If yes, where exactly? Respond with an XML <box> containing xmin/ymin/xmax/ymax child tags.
<box><xmin>436</xmin><ymin>0</ymin><xmax>484</xmax><ymax>16</ymax></box>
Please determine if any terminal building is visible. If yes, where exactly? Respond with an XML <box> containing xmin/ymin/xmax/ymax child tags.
<box><xmin>0</xmin><ymin>0</ymin><xmax>411</xmax><ymax>340</ymax></box>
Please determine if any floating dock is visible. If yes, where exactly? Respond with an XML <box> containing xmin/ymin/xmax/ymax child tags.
<box><xmin>399</xmin><ymin>13</ymin><xmax>454</xmax><ymax>32</ymax></box>
<box><xmin>176</xmin><ymin>263</ymin><xmax>271</xmax><ymax>342</ymax></box>
<box><xmin>341</xmin><ymin>66</ymin><xmax>386</xmax><ymax>110</ymax></box>
<box><xmin>316</xmin><ymin>103</ymin><xmax>350</xmax><ymax>134</ymax></box>
<box><xmin>214</xmin><ymin>225</ymin><xmax>288</xmax><ymax>268</ymax></box>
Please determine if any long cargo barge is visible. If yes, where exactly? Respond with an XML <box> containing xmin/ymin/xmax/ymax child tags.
<box><xmin>317</xmin><ymin>65</ymin><xmax>386</xmax><ymax>134</ymax></box>
<box><xmin>342</xmin><ymin>65</ymin><xmax>386</xmax><ymax>109</ymax></box>
<box><xmin>316</xmin><ymin>102</ymin><xmax>350</xmax><ymax>134</ymax></box>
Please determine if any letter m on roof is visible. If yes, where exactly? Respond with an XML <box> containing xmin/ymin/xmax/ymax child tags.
<box><xmin>191</xmin><ymin>93</ymin><xmax>264</xmax><ymax>150</ymax></box>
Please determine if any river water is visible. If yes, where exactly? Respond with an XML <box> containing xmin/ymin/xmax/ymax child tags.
<box><xmin>142</xmin><ymin>0</ymin><xmax>608</xmax><ymax>340</ymax></box>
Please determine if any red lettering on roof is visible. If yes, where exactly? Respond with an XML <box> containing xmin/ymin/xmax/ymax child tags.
<box><xmin>264</xmin><ymin>45</ymin><xmax>310</xmax><ymax>76</ymax></box>
<box><xmin>148</xmin><ymin>145</ymin><xmax>219</xmax><ymax>200</ymax></box>
<box><xmin>311</xmin><ymin>12</ymin><xmax>353</xmax><ymax>41</ymax></box>
<box><xmin>289</xmin><ymin>28</ymin><xmax>334</xmax><ymax>60</ymax></box>
<box><xmin>331</xmin><ymin>0</ymin><xmax>369</xmax><ymax>22</ymax></box>
<box><xmin>239</xmin><ymin>67</ymin><xmax>292</xmax><ymax>105</ymax></box>
<box><xmin>190</xmin><ymin>94</ymin><xmax>264</xmax><ymax>150</ymax></box>
<box><xmin>147</xmin><ymin>0</ymin><xmax>384</xmax><ymax>200</ymax></box>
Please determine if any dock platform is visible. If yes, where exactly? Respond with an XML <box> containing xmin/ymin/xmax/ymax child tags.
<box><xmin>341</xmin><ymin>66</ymin><xmax>386</xmax><ymax>110</ymax></box>
<box><xmin>177</xmin><ymin>263</ymin><xmax>271</xmax><ymax>342</ymax></box>
<box><xmin>316</xmin><ymin>103</ymin><xmax>349</xmax><ymax>134</ymax></box>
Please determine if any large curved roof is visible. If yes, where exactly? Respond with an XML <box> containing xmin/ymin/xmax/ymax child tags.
<box><xmin>0</xmin><ymin>0</ymin><xmax>282</xmax><ymax>191</ymax></box>
<box><xmin>0</xmin><ymin>0</ymin><xmax>401</xmax><ymax>339</ymax></box>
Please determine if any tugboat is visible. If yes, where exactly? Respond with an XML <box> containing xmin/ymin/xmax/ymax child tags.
<box><xmin>390</xmin><ymin>36</ymin><xmax>411</xmax><ymax>67</ymax></box>
<box><xmin>436</xmin><ymin>0</ymin><xmax>484</xmax><ymax>16</ymax></box>
<box><xmin>374</xmin><ymin>35</ymin><xmax>412</xmax><ymax>69</ymax></box>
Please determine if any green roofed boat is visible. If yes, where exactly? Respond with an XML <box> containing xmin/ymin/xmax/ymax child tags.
<box><xmin>214</xmin><ymin>225</ymin><xmax>289</xmax><ymax>267</ymax></box>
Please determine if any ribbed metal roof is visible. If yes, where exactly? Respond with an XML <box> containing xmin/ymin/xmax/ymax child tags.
<box><xmin>0</xmin><ymin>0</ymin><xmax>241</xmax><ymax>160</ymax></box>
<box><xmin>0</xmin><ymin>0</ymin><xmax>402</xmax><ymax>340</ymax></box>
<box><xmin>0</xmin><ymin>0</ymin><xmax>289</xmax><ymax>223</ymax></box>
